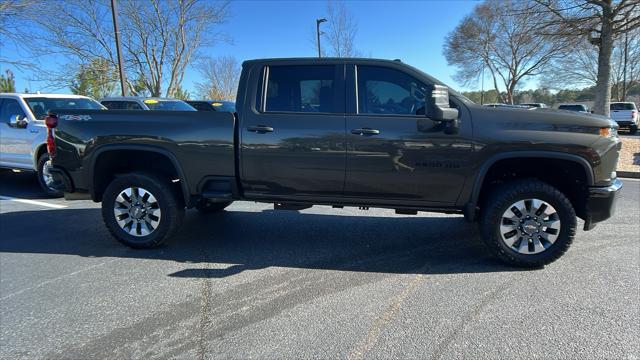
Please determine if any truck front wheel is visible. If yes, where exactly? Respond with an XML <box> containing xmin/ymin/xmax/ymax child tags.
<box><xmin>479</xmin><ymin>179</ymin><xmax>577</xmax><ymax>267</ymax></box>
<box><xmin>101</xmin><ymin>173</ymin><xmax>184</xmax><ymax>248</ymax></box>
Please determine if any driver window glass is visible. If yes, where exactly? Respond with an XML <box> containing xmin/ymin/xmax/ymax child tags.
<box><xmin>357</xmin><ymin>66</ymin><xmax>426</xmax><ymax>116</ymax></box>
<box><xmin>0</xmin><ymin>99</ymin><xmax>27</xmax><ymax>124</ymax></box>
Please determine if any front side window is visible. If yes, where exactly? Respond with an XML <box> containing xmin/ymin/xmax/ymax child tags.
<box><xmin>357</xmin><ymin>66</ymin><xmax>427</xmax><ymax>116</ymax></box>
<box><xmin>264</xmin><ymin>65</ymin><xmax>337</xmax><ymax>113</ymax></box>
<box><xmin>0</xmin><ymin>99</ymin><xmax>27</xmax><ymax>124</ymax></box>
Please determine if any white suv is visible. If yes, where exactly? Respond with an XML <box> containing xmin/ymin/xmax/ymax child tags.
<box><xmin>0</xmin><ymin>93</ymin><xmax>105</xmax><ymax>196</ymax></box>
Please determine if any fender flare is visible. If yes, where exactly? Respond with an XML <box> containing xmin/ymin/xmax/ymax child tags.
<box><xmin>88</xmin><ymin>144</ymin><xmax>191</xmax><ymax>205</ymax></box>
<box><xmin>464</xmin><ymin>151</ymin><xmax>595</xmax><ymax>221</ymax></box>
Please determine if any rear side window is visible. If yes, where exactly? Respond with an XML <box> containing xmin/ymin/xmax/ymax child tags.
<box><xmin>356</xmin><ymin>66</ymin><xmax>427</xmax><ymax>116</ymax></box>
<box><xmin>264</xmin><ymin>65</ymin><xmax>338</xmax><ymax>113</ymax></box>
<box><xmin>610</xmin><ymin>103</ymin><xmax>636</xmax><ymax>111</ymax></box>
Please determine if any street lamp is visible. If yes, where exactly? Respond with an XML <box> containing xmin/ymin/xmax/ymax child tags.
<box><xmin>316</xmin><ymin>18</ymin><xmax>327</xmax><ymax>58</ymax></box>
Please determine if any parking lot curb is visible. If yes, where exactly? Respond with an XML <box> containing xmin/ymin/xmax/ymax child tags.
<box><xmin>617</xmin><ymin>171</ymin><xmax>640</xmax><ymax>179</ymax></box>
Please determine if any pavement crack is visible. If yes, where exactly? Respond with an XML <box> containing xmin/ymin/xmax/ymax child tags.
<box><xmin>430</xmin><ymin>277</ymin><xmax>514</xmax><ymax>360</ymax></box>
<box><xmin>347</xmin><ymin>270</ymin><xmax>427</xmax><ymax>360</ymax></box>
<box><xmin>197</xmin><ymin>251</ymin><xmax>213</xmax><ymax>360</ymax></box>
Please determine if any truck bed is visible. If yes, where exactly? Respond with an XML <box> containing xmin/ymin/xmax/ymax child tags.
<box><xmin>51</xmin><ymin>109</ymin><xmax>236</xmax><ymax>200</ymax></box>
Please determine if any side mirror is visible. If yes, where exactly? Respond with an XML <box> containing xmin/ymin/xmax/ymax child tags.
<box><xmin>426</xmin><ymin>85</ymin><xmax>459</xmax><ymax>134</ymax></box>
<box><xmin>9</xmin><ymin>115</ymin><xmax>28</xmax><ymax>129</ymax></box>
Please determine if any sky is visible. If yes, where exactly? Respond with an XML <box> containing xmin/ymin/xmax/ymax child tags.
<box><xmin>1</xmin><ymin>0</ymin><xmax>486</xmax><ymax>95</ymax></box>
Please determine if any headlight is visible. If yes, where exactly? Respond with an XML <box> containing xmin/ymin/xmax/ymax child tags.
<box><xmin>599</xmin><ymin>127</ymin><xmax>617</xmax><ymax>137</ymax></box>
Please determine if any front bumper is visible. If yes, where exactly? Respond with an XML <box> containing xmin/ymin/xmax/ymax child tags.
<box><xmin>583</xmin><ymin>178</ymin><xmax>622</xmax><ymax>230</ymax></box>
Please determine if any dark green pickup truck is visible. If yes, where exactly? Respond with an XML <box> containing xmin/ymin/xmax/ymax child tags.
<box><xmin>46</xmin><ymin>58</ymin><xmax>622</xmax><ymax>267</ymax></box>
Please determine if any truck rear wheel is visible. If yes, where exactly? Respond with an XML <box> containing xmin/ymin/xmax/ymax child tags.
<box><xmin>101</xmin><ymin>172</ymin><xmax>184</xmax><ymax>249</ymax></box>
<box><xmin>479</xmin><ymin>179</ymin><xmax>577</xmax><ymax>267</ymax></box>
<box><xmin>37</xmin><ymin>153</ymin><xmax>63</xmax><ymax>198</ymax></box>
<box><xmin>195</xmin><ymin>199</ymin><xmax>232</xmax><ymax>214</ymax></box>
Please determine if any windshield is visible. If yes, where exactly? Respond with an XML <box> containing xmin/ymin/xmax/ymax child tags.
<box><xmin>610</xmin><ymin>103</ymin><xmax>636</xmax><ymax>111</ymax></box>
<box><xmin>25</xmin><ymin>97</ymin><xmax>104</xmax><ymax>120</ymax></box>
<box><xmin>144</xmin><ymin>100</ymin><xmax>196</xmax><ymax>111</ymax></box>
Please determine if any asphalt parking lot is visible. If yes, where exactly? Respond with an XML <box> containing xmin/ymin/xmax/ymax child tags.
<box><xmin>1</xmin><ymin>170</ymin><xmax>638</xmax><ymax>359</ymax></box>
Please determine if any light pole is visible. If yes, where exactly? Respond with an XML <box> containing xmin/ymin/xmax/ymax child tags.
<box><xmin>316</xmin><ymin>18</ymin><xmax>327</xmax><ymax>58</ymax></box>
<box><xmin>622</xmin><ymin>26</ymin><xmax>629</xmax><ymax>101</ymax></box>
<box><xmin>111</xmin><ymin>0</ymin><xmax>127</xmax><ymax>96</ymax></box>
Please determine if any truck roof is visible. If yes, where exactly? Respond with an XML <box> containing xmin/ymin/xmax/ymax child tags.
<box><xmin>242</xmin><ymin>57</ymin><xmax>465</xmax><ymax>102</ymax></box>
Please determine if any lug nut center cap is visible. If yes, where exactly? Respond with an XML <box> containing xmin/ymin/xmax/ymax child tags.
<box><xmin>522</xmin><ymin>221</ymin><xmax>538</xmax><ymax>235</ymax></box>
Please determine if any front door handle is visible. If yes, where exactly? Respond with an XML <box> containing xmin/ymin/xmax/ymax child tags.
<box><xmin>247</xmin><ymin>125</ymin><xmax>274</xmax><ymax>133</ymax></box>
<box><xmin>351</xmin><ymin>128</ymin><xmax>380</xmax><ymax>136</ymax></box>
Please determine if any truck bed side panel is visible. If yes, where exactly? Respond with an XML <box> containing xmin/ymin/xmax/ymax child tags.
<box><xmin>52</xmin><ymin>110</ymin><xmax>235</xmax><ymax>198</ymax></box>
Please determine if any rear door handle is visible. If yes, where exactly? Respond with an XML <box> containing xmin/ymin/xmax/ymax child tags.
<box><xmin>247</xmin><ymin>125</ymin><xmax>274</xmax><ymax>133</ymax></box>
<box><xmin>351</xmin><ymin>128</ymin><xmax>380</xmax><ymax>136</ymax></box>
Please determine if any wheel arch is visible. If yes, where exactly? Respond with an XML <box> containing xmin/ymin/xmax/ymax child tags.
<box><xmin>89</xmin><ymin>144</ymin><xmax>191</xmax><ymax>206</ymax></box>
<box><xmin>465</xmin><ymin>151</ymin><xmax>594</xmax><ymax>221</ymax></box>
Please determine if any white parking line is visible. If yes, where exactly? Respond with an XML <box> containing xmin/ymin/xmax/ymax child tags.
<box><xmin>0</xmin><ymin>195</ymin><xmax>67</xmax><ymax>209</ymax></box>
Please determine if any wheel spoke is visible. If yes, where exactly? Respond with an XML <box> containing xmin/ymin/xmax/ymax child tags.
<box><xmin>113</xmin><ymin>186</ymin><xmax>161</xmax><ymax>238</ymax></box>
<box><xmin>500</xmin><ymin>198</ymin><xmax>561</xmax><ymax>255</ymax></box>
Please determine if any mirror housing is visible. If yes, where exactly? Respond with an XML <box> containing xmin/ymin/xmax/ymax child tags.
<box><xmin>9</xmin><ymin>115</ymin><xmax>28</xmax><ymax>129</ymax></box>
<box><xmin>426</xmin><ymin>85</ymin><xmax>459</xmax><ymax>134</ymax></box>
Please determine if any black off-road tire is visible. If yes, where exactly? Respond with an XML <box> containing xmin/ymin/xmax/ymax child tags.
<box><xmin>479</xmin><ymin>179</ymin><xmax>577</xmax><ymax>267</ymax></box>
<box><xmin>37</xmin><ymin>153</ymin><xmax>63</xmax><ymax>197</ymax></box>
<box><xmin>629</xmin><ymin>124</ymin><xmax>638</xmax><ymax>135</ymax></box>
<box><xmin>101</xmin><ymin>172</ymin><xmax>184</xmax><ymax>249</ymax></box>
<box><xmin>195</xmin><ymin>199</ymin><xmax>232</xmax><ymax>214</ymax></box>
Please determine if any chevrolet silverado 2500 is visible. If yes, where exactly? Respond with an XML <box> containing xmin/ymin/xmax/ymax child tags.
<box><xmin>46</xmin><ymin>58</ymin><xmax>622</xmax><ymax>267</ymax></box>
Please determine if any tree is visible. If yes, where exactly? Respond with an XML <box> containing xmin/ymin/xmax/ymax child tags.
<box><xmin>0</xmin><ymin>69</ymin><xmax>16</xmax><ymax>92</ymax></box>
<box><xmin>70</xmin><ymin>58</ymin><xmax>117</xmax><ymax>99</ymax></box>
<box><xmin>533</xmin><ymin>0</ymin><xmax>640</xmax><ymax>116</ymax></box>
<box><xmin>119</xmin><ymin>0</ymin><xmax>230</xmax><ymax>97</ymax></box>
<box><xmin>194</xmin><ymin>56</ymin><xmax>240</xmax><ymax>100</ymax></box>
<box><xmin>11</xmin><ymin>0</ymin><xmax>230</xmax><ymax>96</ymax></box>
<box><xmin>0</xmin><ymin>0</ymin><xmax>37</xmax><ymax>69</ymax></box>
<box><xmin>322</xmin><ymin>0</ymin><xmax>360</xmax><ymax>57</ymax></box>
<box><xmin>444</xmin><ymin>0</ymin><xmax>566</xmax><ymax>104</ymax></box>
<box><xmin>172</xmin><ymin>85</ymin><xmax>190</xmax><ymax>100</ymax></box>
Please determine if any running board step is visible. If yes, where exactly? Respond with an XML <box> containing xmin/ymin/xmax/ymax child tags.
<box><xmin>274</xmin><ymin>203</ymin><xmax>312</xmax><ymax>211</ymax></box>
<box><xmin>201</xmin><ymin>191</ymin><xmax>234</xmax><ymax>200</ymax></box>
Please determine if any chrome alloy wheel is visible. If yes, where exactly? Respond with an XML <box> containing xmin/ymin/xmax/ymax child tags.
<box><xmin>499</xmin><ymin>199</ymin><xmax>561</xmax><ymax>254</ymax></box>
<box><xmin>41</xmin><ymin>160</ymin><xmax>55</xmax><ymax>189</ymax></box>
<box><xmin>113</xmin><ymin>187</ymin><xmax>161</xmax><ymax>237</ymax></box>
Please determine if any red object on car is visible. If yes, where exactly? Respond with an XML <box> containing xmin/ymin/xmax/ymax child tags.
<box><xmin>45</xmin><ymin>114</ymin><xmax>58</xmax><ymax>156</ymax></box>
